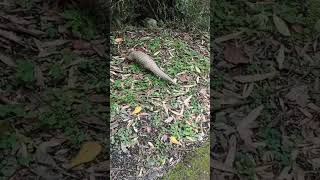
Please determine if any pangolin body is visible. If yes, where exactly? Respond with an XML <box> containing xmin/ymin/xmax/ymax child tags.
<box><xmin>127</xmin><ymin>50</ymin><xmax>177</xmax><ymax>85</ymax></box>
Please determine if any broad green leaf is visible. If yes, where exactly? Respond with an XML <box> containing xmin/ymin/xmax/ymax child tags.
<box><xmin>273</xmin><ymin>15</ymin><xmax>291</xmax><ymax>36</ymax></box>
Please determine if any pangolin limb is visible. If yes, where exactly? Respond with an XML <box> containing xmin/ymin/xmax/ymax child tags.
<box><xmin>127</xmin><ymin>50</ymin><xmax>177</xmax><ymax>85</ymax></box>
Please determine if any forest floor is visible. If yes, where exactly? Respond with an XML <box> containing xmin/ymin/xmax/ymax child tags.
<box><xmin>212</xmin><ymin>1</ymin><xmax>320</xmax><ymax>180</ymax></box>
<box><xmin>0</xmin><ymin>1</ymin><xmax>109</xmax><ymax>179</ymax></box>
<box><xmin>110</xmin><ymin>27</ymin><xmax>210</xmax><ymax>179</ymax></box>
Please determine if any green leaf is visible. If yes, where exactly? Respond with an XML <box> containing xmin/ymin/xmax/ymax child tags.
<box><xmin>49</xmin><ymin>64</ymin><xmax>63</xmax><ymax>79</ymax></box>
<box><xmin>273</xmin><ymin>15</ymin><xmax>291</xmax><ymax>36</ymax></box>
<box><xmin>314</xmin><ymin>19</ymin><xmax>320</xmax><ymax>34</ymax></box>
<box><xmin>16</xmin><ymin>60</ymin><xmax>35</xmax><ymax>82</ymax></box>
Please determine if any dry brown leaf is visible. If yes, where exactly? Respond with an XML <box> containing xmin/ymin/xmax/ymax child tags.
<box><xmin>0</xmin><ymin>28</ymin><xmax>24</xmax><ymax>46</ymax></box>
<box><xmin>255</xmin><ymin>165</ymin><xmax>274</xmax><ymax>179</ymax></box>
<box><xmin>307</xmin><ymin>103</ymin><xmax>320</xmax><ymax>112</ymax></box>
<box><xmin>0</xmin><ymin>14</ymin><xmax>32</xmax><ymax>25</ymax></box>
<box><xmin>276</xmin><ymin>44</ymin><xmax>285</xmax><ymax>69</ymax></box>
<box><xmin>224</xmin><ymin>135</ymin><xmax>236</xmax><ymax>168</ymax></box>
<box><xmin>161</xmin><ymin>134</ymin><xmax>169</xmax><ymax>142</ymax></box>
<box><xmin>0</xmin><ymin>23</ymin><xmax>45</xmax><ymax>37</ymax></box>
<box><xmin>0</xmin><ymin>52</ymin><xmax>16</xmax><ymax>68</ymax></box>
<box><xmin>233</xmin><ymin>71</ymin><xmax>279</xmax><ymax>83</ymax></box>
<box><xmin>78</xmin><ymin>116</ymin><xmax>106</xmax><ymax>127</ymax></box>
<box><xmin>237</xmin><ymin>105</ymin><xmax>264</xmax><ymax>150</ymax></box>
<box><xmin>276</xmin><ymin>166</ymin><xmax>293</xmax><ymax>180</ymax></box>
<box><xmin>285</xmin><ymin>85</ymin><xmax>309</xmax><ymax>107</ymax></box>
<box><xmin>214</xmin><ymin>31</ymin><xmax>243</xmax><ymax>43</ymax></box>
<box><xmin>242</xmin><ymin>83</ymin><xmax>254</xmax><ymax>98</ymax></box>
<box><xmin>298</xmin><ymin>107</ymin><xmax>313</xmax><ymax>119</ymax></box>
<box><xmin>309</xmin><ymin>158</ymin><xmax>320</xmax><ymax>169</ymax></box>
<box><xmin>91</xmin><ymin>160</ymin><xmax>109</xmax><ymax>172</ymax></box>
<box><xmin>179</xmin><ymin>73</ymin><xmax>190</xmax><ymax>82</ymax></box>
<box><xmin>31</xmin><ymin>165</ymin><xmax>63</xmax><ymax>180</ymax></box>
<box><xmin>294</xmin><ymin>165</ymin><xmax>305</xmax><ymax>180</ymax></box>
<box><xmin>35</xmin><ymin>65</ymin><xmax>45</xmax><ymax>88</ymax></box>
<box><xmin>169</xmin><ymin>106</ymin><xmax>184</xmax><ymax>116</ymax></box>
<box><xmin>148</xmin><ymin>142</ymin><xmax>155</xmax><ymax>149</ymax></box>
<box><xmin>314</xmin><ymin>76</ymin><xmax>319</xmax><ymax>92</ymax></box>
<box><xmin>114</xmin><ymin>37</ymin><xmax>124</xmax><ymax>44</ymax></box>
<box><xmin>35</xmin><ymin>138</ymin><xmax>66</xmax><ymax>167</ymax></box>
<box><xmin>41</xmin><ymin>39</ymin><xmax>69</xmax><ymax>48</ymax></box>
<box><xmin>183</xmin><ymin>95</ymin><xmax>192</xmax><ymax>106</ymax></box>
<box><xmin>89</xmin><ymin>94</ymin><xmax>108</xmax><ymax>103</ymax></box>
<box><xmin>224</xmin><ymin>43</ymin><xmax>249</xmax><ymax>64</ymax></box>
<box><xmin>164</xmin><ymin>116</ymin><xmax>174</xmax><ymax>123</ymax></box>
<box><xmin>211</xmin><ymin>159</ymin><xmax>236</xmax><ymax>173</ymax></box>
<box><xmin>92</xmin><ymin>44</ymin><xmax>106</xmax><ymax>57</ymax></box>
<box><xmin>72</xmin><ymin>40</ymin><xmax>91</xmax><ymax>50</ymax></box>
<box><xmin>67</xmin><ymin>66</ymin><xmax>76</xmax><ymax>88</ymax></box>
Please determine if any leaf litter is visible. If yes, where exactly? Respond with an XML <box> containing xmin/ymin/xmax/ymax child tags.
<box><xmin>0</xmin><ymin>1</ymin><xmax>109</xmax><ymax>179</ymax></box>
<box><xmin>212</xmin><ymin>3</ymin><xmax>320</xmax><ymax>179</ymax></box>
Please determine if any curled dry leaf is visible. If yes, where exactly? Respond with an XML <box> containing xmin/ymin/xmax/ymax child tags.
<box><xmin>179</xmin><ymin>73</ymin><xmax>190</xmax><ymax>82</ymax></box>
<box><xmin>233</xmin><ymin>71</ymin><xmax>279</xmax><ymax>83</ymax></box>
<box><xmin>285</xmin><ymin>85</ymin><xmax>309</xmax><ymax>107</ymax></box>
<box><xmin>242</xmin><ymin>83</ymin><xmax>254</xmax><ymax>98</ymax></box>
<box><xmin>0</xmin><ymin>52</ymin><xmax>16</xmax><ymax>68</ymax></box>
<box><xmin>164</xmin><ymin>116</ymin><xmax>174</xmax><ymax>123</ymax></box>
<box><xmin>35</xmin><ymin>138</ymin><xmax>67</xmax><ymax>167</ymax></box>
<box><xmin>114</xmin><ymin>37</ymin><xmax>124</xmax><ymax>44</ymax></box>
<box><xmin>237</xmin><ymin>105</ymin><xmax>264</xmax><ymax>151</ymax></box>
<box><xmin>148</xmin><ymin>142</ymin><xmax>155</xmax><ymax>149</ymax></box>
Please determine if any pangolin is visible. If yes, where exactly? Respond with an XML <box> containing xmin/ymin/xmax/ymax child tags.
<box><xmin>126</xmin><ymin>49</ymin><xmax>177</xmax><ymax>85</ymax></box>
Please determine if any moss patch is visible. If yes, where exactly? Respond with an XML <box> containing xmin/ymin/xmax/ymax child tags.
<box><xmin>161</xmin><ymin>141</ymin><xmax>210</xmax><ymax>180</ymax></box>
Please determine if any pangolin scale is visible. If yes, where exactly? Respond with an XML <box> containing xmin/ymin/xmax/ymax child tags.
<box><xmin>127</xmin><ymin>50</ymin><xmax>177</xmax><ymax>85</ymax></box>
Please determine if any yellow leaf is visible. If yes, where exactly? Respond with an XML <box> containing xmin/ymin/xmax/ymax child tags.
<box><xmin>132</xmin><ymin>106</ymin><xmax>142</xmax><ymax>115</ymax></box>
<box><xmin>66</xmin><ymin>141</ymin><xmax>102</xmax><ymax>169</ymax></box>
<box><xmin>114</xmin><ymin>37</ymin><xmax>124</xmax><ymax>44</ymax></box>
<box><xmin>170</xmin><ymin>136</ymin><xmax>181</xmax><ymax>145</ymax></box>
